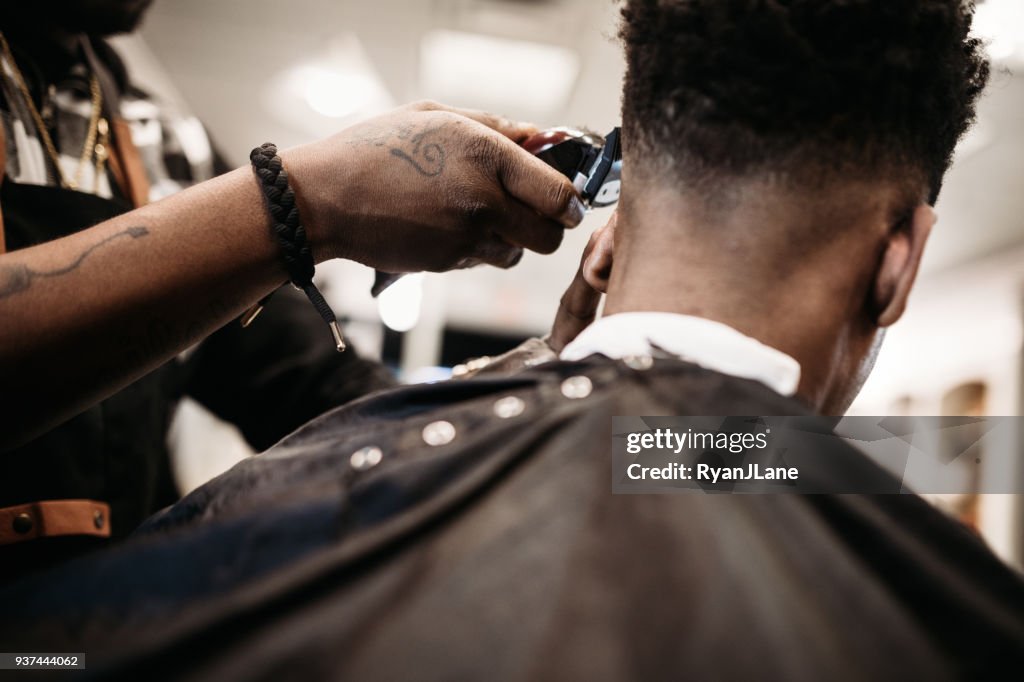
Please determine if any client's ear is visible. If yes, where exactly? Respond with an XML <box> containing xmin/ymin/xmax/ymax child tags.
<box><xmin>872</xmin><ymin>204</ymin><xmax>936</xmax><ymax>327</ymax></box>
<box><xmin>583</xmin><ymin>211</ymin><xmax>617</xmax><ymax>293</ymax></box>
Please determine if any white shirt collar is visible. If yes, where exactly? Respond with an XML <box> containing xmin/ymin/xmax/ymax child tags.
<box><xmin>559</xmin><ymin>312</ymin><xmax>801</xmax><ymax>396</ymax></box>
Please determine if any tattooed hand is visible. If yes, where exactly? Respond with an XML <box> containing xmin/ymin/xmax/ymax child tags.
<box><xmin>281</xmin><ymin>101</ymin><xmax>586</xmax><ymax>274</ymax></box>
<box><xmin>389</xmin><ymin>123</ymin><xmax>447</xmax><ymax>177</ymax></box>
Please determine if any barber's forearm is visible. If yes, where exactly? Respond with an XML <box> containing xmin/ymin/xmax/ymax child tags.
<box><xmin>0</xmin><ymin>101</ymin><xmax>585</xmax><ymax>449</ymax></box>
<box><xmin>0</xmin><ymin>168</ymin><xmax>285</xmax><ymax>449</ymax></box>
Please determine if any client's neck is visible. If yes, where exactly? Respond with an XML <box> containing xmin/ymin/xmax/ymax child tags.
<box><xmin>602</xmin><ymin>193</ymin><xmax>867</xmax><ymax>409</ymax></box>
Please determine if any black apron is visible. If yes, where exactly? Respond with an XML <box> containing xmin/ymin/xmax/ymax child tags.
<box><xmin>0</xmin><ymin>181</ymin><xmax>181</xmax><ymax>581</ymax></box>
<box><xmin>0</xmin><ymin>38</ymin><xmax>398</xmax><ymax>583</ymax></box>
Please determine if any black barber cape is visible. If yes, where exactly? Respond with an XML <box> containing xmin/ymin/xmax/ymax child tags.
<box><xmin>2</xmin><ymin>357</ymin><xmax>1023</xmax><ymax>680</ymax></box>
<box><xmin>0</xmin><ymin>181</ymin><xmax>396</xmax><ymax>580</ymax></box>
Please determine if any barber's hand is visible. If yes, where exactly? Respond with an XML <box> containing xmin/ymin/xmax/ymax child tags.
<box><xmin>545</xmin><ymin>210</ymin><xmax>614</xmax><ymax>353</ymax></box>
<box><xmin>453</xmin><ymin>211</ymin><xmax>612</xmax><ymax>379</ymax></box>
<box><xmin>283</xmin><ymin>101</ymin><xmax>586</xmax><ymax>273</ymax></box>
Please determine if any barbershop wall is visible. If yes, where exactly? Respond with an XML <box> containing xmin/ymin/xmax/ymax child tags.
<box><xmin>123</xmin><ymin>1</ymin><xmax>1024</xmax><ymax>564</ymax></box>
<box><xmin>847</xmin><ymin>62</ymin><xmax>1024</xmax><ymax>566</ymax></box>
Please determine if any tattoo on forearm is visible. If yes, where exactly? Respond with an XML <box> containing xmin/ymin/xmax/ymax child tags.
<box><xmin>0</xmin><ymin>226</ymin><xmax>149</xmax><ymax>300</ymax></box>
<box><xmin>390</xmin><ymin>125</ymin><xmax>447</xmax><ymax>177</ymax></box>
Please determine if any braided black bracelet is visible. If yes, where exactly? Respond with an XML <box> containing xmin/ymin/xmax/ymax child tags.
<box><xmin>240</xmin><ymin>142</ymin><xmax>345</xmax><ymax>352</ymax></box>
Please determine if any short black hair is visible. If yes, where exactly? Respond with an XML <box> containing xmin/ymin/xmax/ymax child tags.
<box><xmin>620</xmin><ymin>0</ymin><xmax>990</xmax><ymax>203</ymax></box>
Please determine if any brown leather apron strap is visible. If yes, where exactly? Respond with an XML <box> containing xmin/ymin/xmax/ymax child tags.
<box><xmin>107</xmin><ymin>116</ymin><xmax>150</xmax><ymax>208</ymax></box>
<box><xmin>0</xmin><ymin>499</ymin><xmax>111</xmax><ymax>546</ymax></box>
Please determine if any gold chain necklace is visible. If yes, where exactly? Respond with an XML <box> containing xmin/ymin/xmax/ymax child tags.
<box><xmin>0</xmin><ymin>32</ymin><xmax>109</xmax><ymax>191</ymax></box>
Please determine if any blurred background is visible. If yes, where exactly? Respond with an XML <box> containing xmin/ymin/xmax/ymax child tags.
<box><xmin>114</xmin><ymin>0</ymin><xmax>1024</xmax><ymax>566</ymax></box>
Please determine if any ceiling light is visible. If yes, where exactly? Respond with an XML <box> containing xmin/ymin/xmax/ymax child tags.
<box><xmin>302</xmin><ymin>66</ymin><xmax>383</xmax><ymax>119</ymax></box>
<box><xmin>263</xmin><ymin>34</ymin><xmax>393</xmax><ymax>137</ymax></box>
<box><xmin>419</xmin><ymin>29</ymin><xmax>580</xmax><ymax>119</ymax></box>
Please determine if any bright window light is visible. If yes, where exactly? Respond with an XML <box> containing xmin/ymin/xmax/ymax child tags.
<box><xmin>420</xmin><ymin>29</ymin><xmax>580</xmax><ymax>117</ymax></box>
<box><xmin>378</xmin><ymin>273</ymin><xmax>424</xmax><ymax>332</ymax></box>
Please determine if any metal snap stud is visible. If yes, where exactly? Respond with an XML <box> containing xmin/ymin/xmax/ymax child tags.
<box><xmin>561</xmin><ymin>375</ymin><xmax>593</xmax><ymax>399</ymax></box>
<box><xmin>350</xmin><ymin>446</ymin><xmax>383</xmax><ymax>471</ymax></box>
<box><xmin>493</xmin><ymin>396</ymin><xmax>526</xmax><ymax>419</ymax></box>
<box><xmin>93</xmin><ymin>510</ymin><xmax>105</xmax><ymax>529</ymax></box>
<box><xmin>422</xmin><ymin>420</ymin><xmax>457</xmax><ymax>446</ymax></box>
<box><xmin>12</xmin><ymin>513</ymin><xmax>33</xmax><ymax>534</ymax></box>
<box><xmin>623</xmin><ymin>354</ymin><xmax>654</xmax><ymax>370</ymax></box>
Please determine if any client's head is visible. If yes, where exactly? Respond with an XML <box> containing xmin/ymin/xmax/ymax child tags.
<box><xmin>588</xmin><ymin>0</ymin><xmax>989</xmax><ymax>413</ymax></box>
